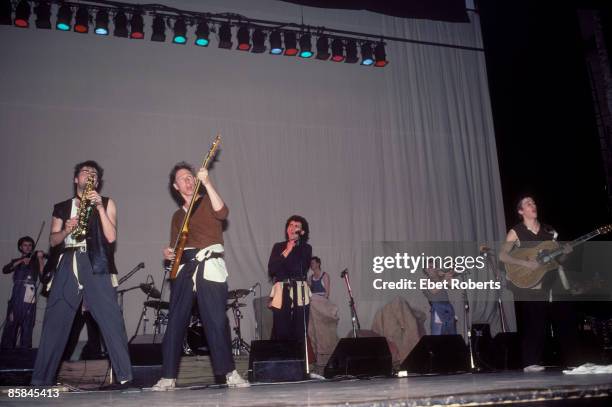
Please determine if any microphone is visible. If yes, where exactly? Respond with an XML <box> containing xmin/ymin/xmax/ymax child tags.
<box><xmin>479</xmin><ymin>245</ymin><xmax>493</xmax><ymax>256</ymax></box>
<box><xmin>248</xmin><ymin>282</ymin><xmax>260</xmax><ymax>293</ymax></box>
<box><xmin>118</xmin><ymin>261</ymin><xmax>146</xmax><ymax>285</ymax></box>
<box><xmin>294</xmin><ymin>229</ymin><xmax>303</xmax><ymax>245</ymax></box>
<box><xmin>340</xmin><ymin>268</ymin><xmax>348</xmax><ymax>278</ymax></box>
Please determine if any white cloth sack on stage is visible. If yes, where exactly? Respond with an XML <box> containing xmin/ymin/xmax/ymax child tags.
<box><xmin>563</xmin><ymin>363</ymin><xmax>612</xmax><ymax>374</ymax></box>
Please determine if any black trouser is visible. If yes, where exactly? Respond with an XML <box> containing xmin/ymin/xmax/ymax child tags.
<box><xmin>31</xmin><ymin>251</ymin><xmax>132</xmax><ymax>385</ymax></box>
<box><xmin>161</xmin><ymin>260</ymin><xmax>234</xmax><ymax>378</ymax></box>
<box><xmin>513</xmin><ymin>288</ymin><xmax>578</xmax><ymax>367</ymax></box>
<box><xmin>0</xmin><ymin>285</ymin><xmax>36</xmax><ymax>349</ymax></box>
<box><xmin>514</xmin><ymin>299</ymin><xmax>547</xmax><ymax>367</ymax></box>
<box><xmin>271</xmin><ymin>282</ymin><xmax>309</xmax><ymax>342</ymax></box>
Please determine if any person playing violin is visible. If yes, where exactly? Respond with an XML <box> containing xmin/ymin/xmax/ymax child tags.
<box><xmin>1</xmin><ymin>236</ymin><xmax>45</xmax><ymax>349</ymax></box>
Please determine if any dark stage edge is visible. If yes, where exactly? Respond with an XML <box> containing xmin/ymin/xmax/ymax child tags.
<box><xmin>1</xmin><ymin>371</ymin><xmax>611</xmax><ymax>406</ymax></box>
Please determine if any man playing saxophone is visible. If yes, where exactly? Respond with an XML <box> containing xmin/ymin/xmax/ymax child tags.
<box><xmin>31</xmin><ymin>161</ymin><xmax>133</xmax><ymax>388</ymax></box>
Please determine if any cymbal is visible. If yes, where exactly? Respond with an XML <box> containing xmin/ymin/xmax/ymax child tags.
<box><xmin>140</xmin><ymin>283</ymin><xmax>161</xmax><ymax>299</ymax></box>
<box><xmin>227</xmin><ymin>289</ymin><xmax>250</xmax><ymax>299</ymax></box>
<box><xmin>144</xmin><ymin>300</ymin><xmax>169</xmax><ymax>310</ymax></box>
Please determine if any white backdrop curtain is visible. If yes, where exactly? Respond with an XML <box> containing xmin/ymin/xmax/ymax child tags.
<box><xmin>0</xmin><ymin>0</ymin><xmax>512</xmax><ymax>349</ymax></box>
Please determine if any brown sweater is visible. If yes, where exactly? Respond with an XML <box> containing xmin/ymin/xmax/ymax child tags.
<box><xmin>170</xmin><ymin>195</ymin><xmax>228</xmax><ymax>249</ymax></box>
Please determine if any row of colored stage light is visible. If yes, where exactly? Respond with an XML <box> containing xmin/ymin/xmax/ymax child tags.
<box><xmin>1</xmin><ymin>0</ymin><xmax>389</xmax><ymax>67</ymax></box>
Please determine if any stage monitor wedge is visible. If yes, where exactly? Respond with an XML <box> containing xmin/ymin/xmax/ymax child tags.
<box><xmin>324</xmin><ymin>337</ymin><xmax>392</xmax><ymax>378</ymax></box>
<box><xmin>248</xmin><ymin>340</ymin><xmax>305</xmax><ymax>383</ymax></box>
<box><xmin>401</xmin><ymin>334</ymin><xmax>469</xmax><ymax>374</ymax></box>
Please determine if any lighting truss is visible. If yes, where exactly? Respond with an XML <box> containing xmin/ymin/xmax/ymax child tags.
<box><xmin>2</xmin><ymin>0</ymin><xmax>391</xmax><ymax>67</ymax></box>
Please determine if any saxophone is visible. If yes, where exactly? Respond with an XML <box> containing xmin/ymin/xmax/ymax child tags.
<box><xmin>71</xmin><ymin>173</ymin><xmax>96</xmax><ymax>242</ymax></box>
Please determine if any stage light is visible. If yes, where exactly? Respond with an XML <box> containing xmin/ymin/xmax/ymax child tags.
<box><xmin>74</xmin><ymin>6</ymin><xmax>89</xmax><ymax>33</ymax></box>
<box><xmin>114</xmin><ymin>9</ymin><xmax>128</xmax><ymax>37</ymax></box>
<box><xmin>345</xmin><ymin>39</ymin><xmax>358</xmax><ymax>63</ymax></box>
<box><xmin>14</xmin><ymin>0</ymin><xmax>30</xmax><ymax>28</ymax></box>
<box><xmin>130</xmin><ymin>11</ymin><xmax>144</xmax><ymax>39</ymax></box>
<box><xmin>331</xmin><ymin>38</ymin><xmax>344</xmax><ymax>62</ymax></box>
<box><xmin>284</xmin><ymin>31</ymin><xmax>297</xmax><ymax>56</ymax></box>
<box><xmin>251</xmin><ymin>28</ymin><xmax>266</xmax><ymax>53</ymax></box>
<box><xmin>237</xmin><ymin>25</ymin><xmax>250</xmax><ymax>51</ymax></box>
<box><xmin>56</xmin><ymin>4</ymin><xmax>72</xmax><ymax>31</ymax></box>
<box><xmin>151</xmin><ymin>15</ymin><xmax>165</xmax><ymax>42</ymax></box>
<box><xmin>172</xmin><ymin>18</ymin><xmax>187</xmax><ymax>44</ymax></box>
<box><xmin>35</xmin><ymin>2</ymin><xmax>51</xmax><ymax>29</ymax></box>
<box><xmin>0</xmin><ymin>0</ymin><xmax>11</xmax><ymax>25</ymax></box>
<box><xmin>374</xmin><ymin>42</ymin><xmax>388</xmax><ymax>67</ymax></box>
<box><xmin>299</xmin><ymin>33</ymin><xmax>312</xmax><ymax>58</ymax></box>
<box><xmin>195</xmin><ymin>19</ymin><xmax>209</xmax><ymax>46</ymax></box>
<box><xmin>94</xmin><ymin>10</ymin><xmax>109</xmax><ymax>35</ymax></box>
<box><xmin>269</xmin><ymin>30</ymin><xmax>282</xmax><ymax>55</ymax></box>
<box><xmin>360</xmin><ymin>43</ymin><xmax>374</xmax><ymax>66</ymax></box>
<box><xmin>218</xmin><ymin>22</ymin><xmax>232</xmax><ymax>49</ymax></box>
<box><xmin>316</xmin><ymin>36</ymin><xmax>330</xmax><ymax>60</ymax></box>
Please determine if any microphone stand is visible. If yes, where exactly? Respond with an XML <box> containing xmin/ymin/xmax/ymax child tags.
<box><xmin>129</xmin><ymin>275</ymin><xmax>155</xmax><ymax>342</ymax></box>
<box><xmin>154</xmin><ymin>262</ymin><xmax>173</xmax><ymax>344</ymax></box>
<box><xmin>341</xmin><ymin>269</ymin><xmax>361</xmax><ymax>338</ymax></box>
<box><xmin>116</xmin><ymin>285</ymin><xmax>141</xmax><ymax>314</ymax></box>
<box><xmin>118</xmin><ymin>262</ymin><xmax>145</xmax><ymax>286</ymax></box>
<box><xmin>249</xmin><ymin>282</ymin><xmax>262</xmax><ymax>340</ymax></box>
<box><xmin>459</xmin><ymin>270</ymin><xmax>477</xmax><ymax>371</ymax></box>
<box><xmin>116</xmin><ymin>262</ymin><xmax>146</xmax><ymax>314</ymax></box>
<box><xmin>296</xmin><ymin>237</ymin><xmax>310</xmax><ymax>377</ymax></box>
<box><xmin>485</xmin><ymin>250</ymin><xmax>507</xmax><ymax>333</ymax></box>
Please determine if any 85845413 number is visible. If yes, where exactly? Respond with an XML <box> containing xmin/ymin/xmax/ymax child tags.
<box><xmin>7</xmin><ymin>388</ymin><xmax>60</xmax><ymax>398</ymax></box>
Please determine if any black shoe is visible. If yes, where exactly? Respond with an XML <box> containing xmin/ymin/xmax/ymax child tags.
<box><xmin>99</xmin><ymin>381</ymin><xmax>138</xmax><ymax>391</ymax></box>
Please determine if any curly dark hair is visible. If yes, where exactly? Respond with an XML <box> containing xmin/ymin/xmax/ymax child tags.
<box><xmin>285</xmin><ymin>214</ymin><xmax>309</xmax><ymax>242</ymax></box>
<box><xmin>73</xmin><ymin>160</ymin><xmax>104</xmax><ymax>192</ymax></box>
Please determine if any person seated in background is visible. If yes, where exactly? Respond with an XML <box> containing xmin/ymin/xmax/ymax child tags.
<box><xmin>308</xmin><ymin>256</ymin><xmax>330</xmax><ymax>299</ymax></box>
<box><xmin>422</xmin><ymin>259</ymin><xmax>457</xmax><ymax>335</ymax></box>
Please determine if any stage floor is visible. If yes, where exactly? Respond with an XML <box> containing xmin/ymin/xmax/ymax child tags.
<box><xmin>1</xmin><ymin>371</ymin><xmax>612</xmax><ymax>406</ymax></box>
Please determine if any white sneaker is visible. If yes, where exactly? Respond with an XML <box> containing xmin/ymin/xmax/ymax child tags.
<box><xmin>151</xmin><ymin>377</ymin><xmax>176</xmax><ymax>391</ymax></box>
<box><xmin>225</xmin><ymin>370</ymin><xmax>250</xmax><ymax>388</ymax></box>
<box><xmin>523</xmin><ymin>364</ymin><xmax>546</xmax><ymax>373</ymax></box>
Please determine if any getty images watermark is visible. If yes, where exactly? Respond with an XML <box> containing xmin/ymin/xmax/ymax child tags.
<box><xmin>371</xmin><ymin>252</ymin><xmax>500</xmax><ymax>290</ymax></box>
<box><xmin>359</xmin><ymin>241</ymin><xmax>611</xmax><ymax>302</ymax></box>
<box><xmin>360</xmin><ymin>242</ymin><xmax>503</xmax><ymax>299</ymax></box>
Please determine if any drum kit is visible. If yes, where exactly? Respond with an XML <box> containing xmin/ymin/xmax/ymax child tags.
<box><xmin>137</xmin><ymin>284</ymin><xmax>254</xmax><ymax>356</ymax></box>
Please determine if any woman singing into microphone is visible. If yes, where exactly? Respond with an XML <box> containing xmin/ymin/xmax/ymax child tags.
<box><xmin>268</xmin><ymin>215</ymin><xmax>312</xmax><ymax>341</ymax></box>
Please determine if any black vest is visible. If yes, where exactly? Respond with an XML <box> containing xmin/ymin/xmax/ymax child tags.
<box><xmin>512</xmin><ymin>222</ymin><xmax>555</xmax><ymax>249</ymax></box>
<box><xmin>52</xmin><ymin>197</ymin><xmax>118</xmax><ymax>275</ymax></box>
